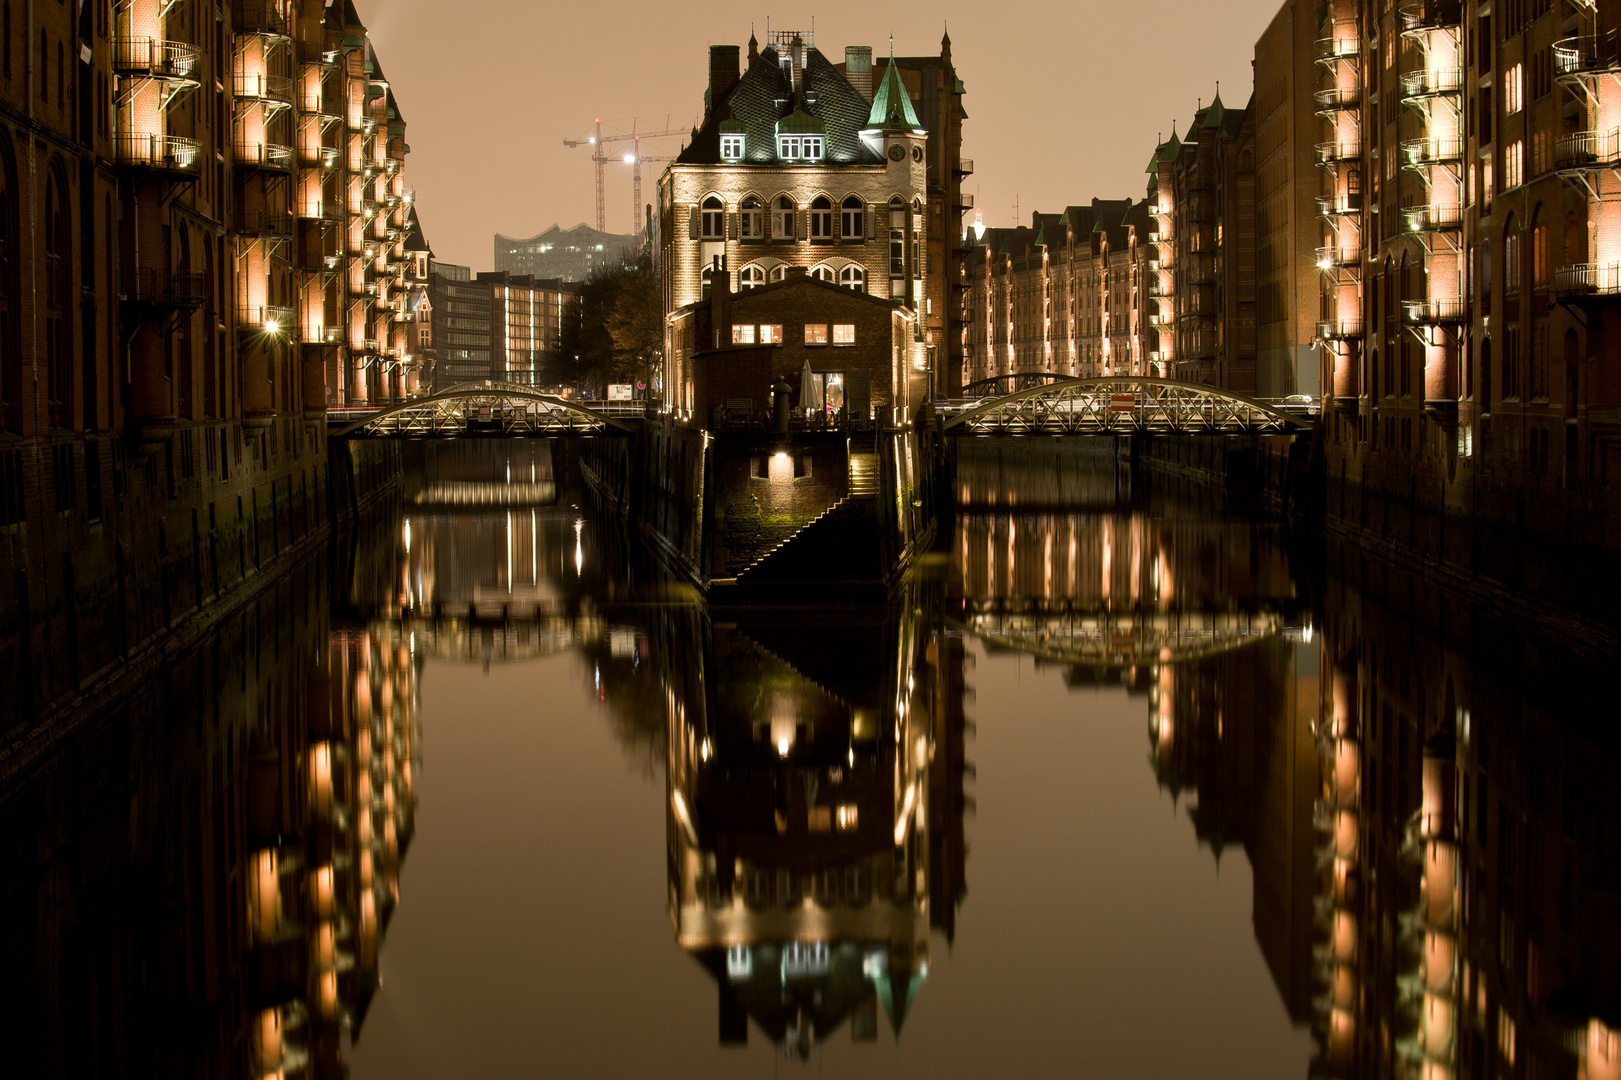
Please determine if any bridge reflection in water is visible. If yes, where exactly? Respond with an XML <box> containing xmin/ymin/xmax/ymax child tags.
<box><xmin>9</xmin><ymin>440</ymin><xmax>1620</xmax><ymax>1078</ymax></box>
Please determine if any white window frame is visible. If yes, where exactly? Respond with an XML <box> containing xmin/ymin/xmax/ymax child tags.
<box><xmin>833</xmin><ymin>323</ymin><xmax>855</xmax><ymax>345</ymax></box>
<box><xmin>720</xmin><ymin>133</ymin><xmax>745</xmax><ymax>160</ymax></box>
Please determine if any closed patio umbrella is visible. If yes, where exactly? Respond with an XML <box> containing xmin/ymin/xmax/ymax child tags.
<box><xmin>800</xmin><ymin>358</ymin><xmax>823</xmax><ymax>413</ymax></box>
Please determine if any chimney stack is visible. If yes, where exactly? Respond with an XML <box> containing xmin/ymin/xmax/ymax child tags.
<box><xmin>845</xmin><ymin>46</ymin><xmax>873</xmax><ymax>101</ymax></box>
<box><xmin>709</xmin><ymin>45</ymin><xmax>741</xmax><ymax>110</ymax></box>
<box><xmin>790</xmin><ymin>34</ymin><xmax>806</xmax><ymax>91</ymax></box>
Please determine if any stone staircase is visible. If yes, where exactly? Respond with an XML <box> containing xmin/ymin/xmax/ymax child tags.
<box><xmin>728</xmin><ymin>437</ymin><xmax>884</xmax><ymax>586</ymax></box>
<box><xmin>847</xmin><ymin>432</ymin><xmax>879</xmax><ymax>499</ymax></box>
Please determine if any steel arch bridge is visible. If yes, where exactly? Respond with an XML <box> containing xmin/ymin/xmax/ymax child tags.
<box><xmin>957</xmin><ymin>599</ymin><xmax>1295</xmax><ymax>668</ymax></box>
<box><xmin>942</xmin><ymin>377</ymin><xmax>1310</xmax><ymax>436</ymax></box>
<box><xmin>959</xmin><ymin>371</ymin><xmax>1069</xmax><ymax>398</ymax></box>
<box><xmin>330</xmin><ymin>382</ymin><xmax>636</xmax><ymax>438</ymax></box>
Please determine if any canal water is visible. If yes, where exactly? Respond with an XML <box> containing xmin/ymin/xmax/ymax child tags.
<box><xmin>4</xmin><ymin>439</ymin><xmax>1617</xmax><ymax>1079</ymax></box>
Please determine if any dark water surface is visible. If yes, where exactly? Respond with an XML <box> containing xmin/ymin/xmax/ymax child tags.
<box><xmin>5</xmin><ymin>440</ymin><xmax>1618</xmax><ymax>1079</ymax></box>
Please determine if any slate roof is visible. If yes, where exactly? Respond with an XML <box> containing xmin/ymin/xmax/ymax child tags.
<box><xmin>677</xmin><ymin>44</ymin><xmax>888</xmax><ymax>167</ymax></box>
<box><xmin>404</xmin><ymin>207</ymin><xmax>431</xmax><ymax>254</ymax></box>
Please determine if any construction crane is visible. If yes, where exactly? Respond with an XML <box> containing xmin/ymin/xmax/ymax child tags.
<box><xmin>563</xmin><ymin>118</ymin><xmax>685</xmax><ymax>233</ymax></box>
<box><xmin>623</xmin><ymin>148</ymin><xmax>676</xmax><ymax>244</ymax></box>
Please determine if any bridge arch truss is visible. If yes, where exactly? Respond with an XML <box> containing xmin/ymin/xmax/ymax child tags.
<box><xmin>942</xmin><ymin>377</ymin><xmax>1309</xmax><ymax>436</ymax></box>
<box><xmin>331</xmin><ymin>381</ymin><xmax>636</xmax><ymax>438</ymax></box>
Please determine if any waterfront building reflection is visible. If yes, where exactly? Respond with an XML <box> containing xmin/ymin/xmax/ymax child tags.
<box><xmin>0</xmin><ymin>557</ymin><xmax>420</xmax><ymax>1078</ymax></box>
<box><xmin>641</xmin><ymin>598</ymin><xmax>969</xmax><ymax>1055</ymax></box>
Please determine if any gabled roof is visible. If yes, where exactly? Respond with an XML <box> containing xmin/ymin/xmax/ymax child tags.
<box><xmin>677</xmin><ymin>44</ymin><xmax>888</xmax><ymax>167</ymax></box>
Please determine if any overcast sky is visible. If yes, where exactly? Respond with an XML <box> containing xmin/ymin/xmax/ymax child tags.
<box><xmin>362</xmin><ymin>0</ymin><xmax>1287</xmax><ymax>269</ymax></box>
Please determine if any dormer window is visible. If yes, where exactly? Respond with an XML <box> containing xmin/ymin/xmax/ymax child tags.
<box><xmin>720</xmin><ymin>134</ymin><xmax>745</xmax><ymax>160</ymax></box>
<box><xmin>777</xmin><ymin>134</ymin><xmax>824</xmax><ymax>161</ymax></box>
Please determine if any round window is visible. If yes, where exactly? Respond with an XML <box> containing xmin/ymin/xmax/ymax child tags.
<box><xmin>912</xmin><ymin>146</ymin><xmax>924</xmax><ymax>162</ymax></box>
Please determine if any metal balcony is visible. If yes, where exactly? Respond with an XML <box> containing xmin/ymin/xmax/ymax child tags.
<box><xmin>955</xmin><ymin>158</ymin><xmax>974</xmax><ymax>176</ymax></box>
<box><xmin>234</xmin><ymin>72</ymin><xmax>294</xmax><ymax>102</ymax></box>
<box><xmin>1316</xmin><ymin>242</ymin><xmax>1363</xmax><ymax>268</ymax></box>
<box><xmin>957</xmin><ymin>193</ymin><xmax>976</xmax><ymax>210</ymax></box>
<box><xmin>362</xmin><ymin>338</ymin><xmax>382</xmax><ymax>354</ymax></box>
<box><xmin>1400</xmin><ymin>0</ymin><xmax>1463</xmax><ymax>33</ymax></box>
<box><xmin>1317</xmin><ymin>138</ymin><xmax>1363</xmax><ymax>164</ymax></box>
<box><xmin>232</xmin><ymin>1</ymin><xmax>291</xmax><ymax>36</ymax></box>
<box><xmin>237</xmin><ymin>209</ymin><xmax>295</xmax><ymax>236</ymax></box>
<box><xmin>1401</xmin><ymin>136</ymin><xmax>1463</xmax><ymax>165</ymax></box>
<box><xmin>1318</xmin><ymin>193</ymin><xmax>1365</xmax><ymax>216</ymax></box>
<box><xmin>1315</xmin><ymin>86</ymin><xmax>1361</xmax><ymax>111</ymax></box>
<box><xmin>1402</xmin><ymin>203</ymin><xmax>1464</xmax><ymax>232</ymax></box>
<box><xmin>300</xmin><ymin>324</ymin><xmax>343</xmax><ymax>345</ymax></box>
<box><xmin>1401</xmin><ymin>298</ymin><xmax>1467</xmax><ymax>324</ymax></box>
<box><xmin>1399</xmin><ymin>67</ymin><xmax>1464</xmax><ymax>99</ymax></box>
<box><xmin>1554</xmin><ymin>34</ymin><xmax>1621</xmax><ymax>79</ymax></box>
<box><xmin>1317</xmin><ymin>319</ymin><xmax>1365</xmax><ymax>340</ymax></box>
<box><xmin>240</xmin><ymin>304</ymin><xmax>295</xmax><ymax>331</ymax></box>
<box><xmin>1555</xmin><ymin>128</ymin><xmax>1621</xmax><ymax>170</ymax></box>
<box><xmin>126</xmin><ymin>269</ymin><xmax>206</xmax><ymax>308</ymax></box>
<box><xmin>297</xmin><ymin>200</ymin><xmax>342</xmax><ymax>222</ymax></box>
<box><xmin>1314</xmin><ymin>35</ymin><xmax>1360</xmax><ymax>62</ymax></box>
<box><xmin>112</xmin><ymin>38</ymin><xmax>201</xmax><ymax>80</ymax></box>
<box><xmin>234</xmin><ymin>140</ymin><xmax>294</xmax><ymax>171</ymax></box>
<box><xmin>1553</xmin><ymin>262</ymin><xmax>1621</xmax><ymax>296</ymax></box>
<box><xmin>116</xmin><ymin>133</ymin><xmax>203</xmax><ymax>175</ymax></box>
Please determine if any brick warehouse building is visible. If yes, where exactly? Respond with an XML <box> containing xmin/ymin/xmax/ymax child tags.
<box><xmin>673</xmin><ymin>267</ymin><xmax>917</xmax><ymax>424</ymax></box>
<box><xmin>0</xmin><ymin>0</ymin><xmax>424</xmax><ymax>726</ymax></box>
<box><xmin>660</xmin><ymin>28</ymin><xmax>967</xmax><ymax>420</ymax></box>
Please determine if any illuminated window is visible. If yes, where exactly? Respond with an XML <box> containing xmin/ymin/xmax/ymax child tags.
<box><xmin>731</xmin><ymin>324</ymin><xmax>756</xmax><ymax>344</ymax></box>
<box><xmin>840</xmin><ymin>265</ymin><xmax>865</xmax><ymax>292</ymax></box>
<box><xmin>835</xmin><ymin>804</ymin><xmax>858</xmax><ymax>830</ymax></box>
<box><xmin>1504</xmin><ymin>140</ymin><xmax>1524</xmax><ymax>190</ymax></box>
<box><xmin>811</xmin><ymin>264</ymin><xmax>835</xmax><ymax>282</ymax></box>
<box><xmin>739</xmin><ymin>195</ymin><xmax>763</xmax><ymax>239</ymax></box>
<box><xmin>701</xmin><ymin>197</ymin><xmax>725</xmax><ymax>240</ymax></box>
<box><xmin>777</xmin><ymin>134</ymin><xmax>823</xmax><ymax>161</ymax></box>
<box><xmin>739</xmin><ymin>264</ymin><xmax>764</xmax><ymax>290</ymax></box>
<box><xmin>805</xmin><ymin>323</ymin><xmax>829</xmax><ymax>345</ymax></box>
<box><xmin>768</xmin><ymin>264</ymin><xmax>788</xmax><ymax>283</ymax></box>
<box><xmin>841</xmin><ymin>196</ymin><xmax>864</xmax><ymax>238</ymax></box>
<box><xmin>772</xmin><ymin>195</ymin><xmax>795</xmax><ymax>239</ymax></box>
<box><xmin>759</xmin><ymin>323</ymin><xmax>783</xmax><ymax>344</ymax></box>
<box><xmin>809</xmin><ymin>196</ymin><xmax>833</xmax><ymax>240</ymax></box>
<box><xmin>833</xmin><ymin>323</ymin><xmax>855</xmax><ymax>345</ymax></box>
<box><xmin>720</xmin><ymin>133</ymin><xmax>745</xmax><ymax>160</ymax></box>
<box><xmin>1504</xmin><ymin>63</ymin><xmax>1523</xmax><ymax>115</ymax></box>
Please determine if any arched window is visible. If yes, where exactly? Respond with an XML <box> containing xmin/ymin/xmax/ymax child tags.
<box><xmin>1531</xmin><ymin>204</ymin><xmax>1548</xmax><ymax>288</ymax></box>
<box><xmin>772</xmin><ymin>195</ymin><xmax>795</xmax><ymax>240</ymax></box>
<box><xmin>839</xmin><ymin>265</ymin><xmax>865</xmax><ymax>292</ymax></box>
<box><xmin>45</xmin><ymin>169</ymin><xmax>69</xmax><ymax>428</ymax></box>
<box><xmin>768</xmin><ymin>265</ymin><xmax>788</xmax><ymax>283</ymax></box>
<box><xmin>841</xmin><ymin>196</ymin><xmax>863</xmax><ymax>239</ymax></box>
<box><xmin>700</xmin><ymin>196</ymin><xmax>724</xmax><ymax>240</ymax></box>
<box><xmin>810</xmin><ymin>264</ymin><xmax>835</xmax><ymax>282</ymax></box>
<box><xmin>1503</xmin><ymin>213</ymin><xmax>1521</xmax><ymax>294</ymax></box>
<box><xmin>739</xmin><ymin>264</ymin><xmax>764</xmax><ymax>290</ymax></box>
<box><xmin>888</xmin><ymin>195</ymin><xmax>907</xmax><ymax>292</ymax></box>
<box><xmin>739</xmin><ymin>196</ymin><xmax>763</xmax><ymax>240</ymax></box>
<box><xmin>809</xmin><ymin>196</ymin><xmax>833</xmax><ymax>240</ymax></box>
<box><xmin>700</xmin><ymin>263</ymin><xmax>716</xmax><ymax>301</ymax></box>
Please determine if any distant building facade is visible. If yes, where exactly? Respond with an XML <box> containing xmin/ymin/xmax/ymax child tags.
<box><xmin>494</xmin><ymin>224</ymin><xmax>637</xmax><ymax>282</ymax></box>
<box><xmin>428</xmin><ymin>265</ymin><xmax>580</xmax><ymax>388</ymax></box>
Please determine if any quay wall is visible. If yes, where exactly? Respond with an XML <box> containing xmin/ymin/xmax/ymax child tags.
<box><xmin>580</xmin><ymin>420</ymin><xmax>935</xmax><ymax>590</ymax></box>
<box><xmin>0</xmin><ymin>428</ymin><xmax>402</xmax><ymax>760</ymax></box>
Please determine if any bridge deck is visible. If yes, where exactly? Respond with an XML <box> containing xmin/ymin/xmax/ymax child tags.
<box><xmin>941</xmin><ymin>377</ymin><xmax>1313</xmax><ymax>436</ymax></box>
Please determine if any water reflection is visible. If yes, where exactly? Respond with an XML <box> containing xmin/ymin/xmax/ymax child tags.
<box><xmin>6</xmin><ymin>440</ymin><xmax>1619</xmax><ymax>1078</ymax></box>
<box><xmin>656</xmin><ymin>600</ymin><xmax>969</xmax><ymax>1056</ymax></box>
<box><xmin>0</xmin><ymin>557</ymin><xmax>420</xmax><ymax>1078</ymax></box>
